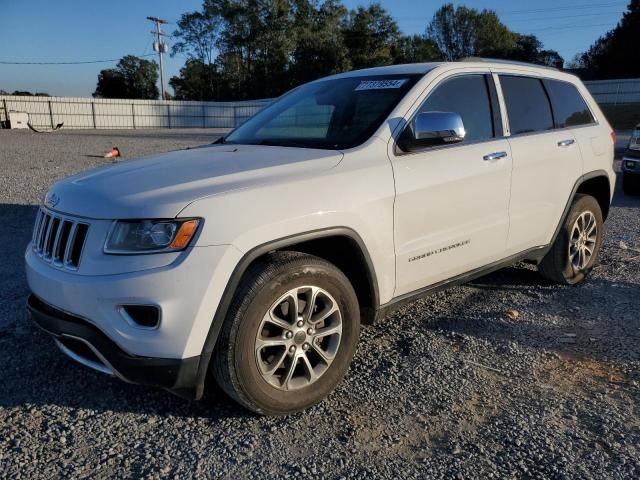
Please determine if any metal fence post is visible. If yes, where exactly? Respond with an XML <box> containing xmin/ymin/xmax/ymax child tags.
<box><xmin>202</xmin><ymin>103</ymin><xmax>206</xmax><ymax>128</ymax></box>
<box><xmin>167</xmin><ymin>104</ymin><xmax>171</xmax><ymax>128</ymax></box>
<box><xmin>91</xmin><ymin>101</ymin><xmax>97</xmax><ymax>129</ymax></box>
<box><xmin>233</xmin><ymin>106</ymin><xmax>238</xmax><ymax>127</ymax></box>
<box><xmin>132</xmin><ymin>103</ymin><xmax>136</xmax><ymax>129</ymax></box>
<box><xmin>2</xmin><ymin>98</ymin><xmax>8</xmax><ymax>126</ymax></box>
<box><xmin>48</xmin><ymin>100</ymin><xmax>54</xmax><ymax>129</ymax></box>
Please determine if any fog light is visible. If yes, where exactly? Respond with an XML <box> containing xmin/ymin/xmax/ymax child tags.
<box><xmin>119</xmin><ymin>305</ymin><xmax>161</xmax><ymax>329</ymax></box>
<box><xmin>625</xmin><ymin>160</ymin><xmax>637</xmax><ymax>170</ymax></box>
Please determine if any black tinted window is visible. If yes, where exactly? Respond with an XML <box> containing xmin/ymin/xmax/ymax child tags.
<box><xmin>500</xmin><ymin>76</ymin><xmax>553</xmax><ymax>135</ymax></box>
<box><xmin>544</xmin><ymin>79</ymin><xmax>594</xmax><ymax>128</ymax></box>
<box><xmin>417</xmin><ymin>75</ymin><xmax>494</xmax><ymax>143</ymax></box>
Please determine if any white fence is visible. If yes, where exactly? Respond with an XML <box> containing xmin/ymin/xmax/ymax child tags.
<box><xmin>0</xmin><ymin>96</ymin><xmax>271</xmax><ymax>130</ymax></box>
<box><xmin>585</xmin><ymin>79</ymin><xmax>640</xmax><ymax>105</ymax></box>
<box><xmin>1</xmin><ymin>78</ymin><xmax>638</xmax><ymax>130</ymax></box>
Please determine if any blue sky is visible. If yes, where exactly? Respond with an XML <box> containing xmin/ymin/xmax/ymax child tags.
<box><xmin>0</xmin><ymin>0</ymin><xmax>629</xmax><ymax>97</ymax></box>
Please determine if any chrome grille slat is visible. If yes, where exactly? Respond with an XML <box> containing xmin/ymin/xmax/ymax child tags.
<box><xmin>31</xmin><ymin>208</ymin><xmax>90</xmax><ymax>270</ymax></box>
<box><xmin>32</xmin><ymin>210</ymin><xmax>43</xmax><ymax>245</ymax></box>
<box><xmin>36</xmin><ymin>214</ymin><xmax>49</xmax><ymax>251</ymax></box>
<box><xmin>51</xmin><ymin>219</ymin><xmax>64</xmax><ymax>261</ymax></box>
<box><xmin>44</xmin><ymin>217</ymin><xmax>60</xmax><ymax>259</ymax></box>
<box><xmin>63</xmin><ymin>223</ymin><xmax>78</xmax><ymax>267</ymax></box>
<box><xmin>39</xmin><ymin>215</ymin><xmax>52</xmax><ymax>253</ymax></box>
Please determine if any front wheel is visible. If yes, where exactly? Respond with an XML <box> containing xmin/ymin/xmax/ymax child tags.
<box><xmin>539</xmin><ymin>194</ymin><xmax>604</xmax><ymax>285</ymax></box>
<box><xmin>212</xmin><ymin>252</ymin><xmax>360</xmax><ymax>415</ymax></box>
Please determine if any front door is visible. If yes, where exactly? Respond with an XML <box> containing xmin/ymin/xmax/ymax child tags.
<box><xmin>391</xmin><ymin>73</ymin><xmax>512</xmax><ymax>297</ymax></box>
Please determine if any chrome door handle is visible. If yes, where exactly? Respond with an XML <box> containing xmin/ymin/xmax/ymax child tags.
<box><xmin>557</xmin><ymin>139</ymin><xmax>575</xmax><ymax>147</ymax></box>
<box><xmin>483</xmin><ymin>151</ymin><xmax>508</xmax><ymax>161</ymax></box>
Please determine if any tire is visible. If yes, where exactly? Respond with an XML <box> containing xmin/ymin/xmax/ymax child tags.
<box><xmin>622</xmin><ymin>171</ymin><xmax>640</xmax><ymax>196</ymax></box>
<box><xmin>212</xmin><ymin>251</ymin><xmax>360</xmax><ymax>415</ymax></box>
<box><xmin>539</xmin><ymin>194</ymin><xmax>604</xmax><ymax>285</ymax></box>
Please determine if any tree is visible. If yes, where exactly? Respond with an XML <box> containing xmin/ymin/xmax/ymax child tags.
<box><xmin>578</xmin><ymin>0</ymin><xmax>640</xmax><ymax>79</ymax></box>
<box><xmin>343</xmin><ymin>4</ymin><xmax>401</xmax><ymax>69</ymax></box>
<box><xmin>94</xmin><ymin>55</ymin><xmax>159</xmax><ymax>99</ymax></box>
<box><xmin>290</xmin><ymin>0</ymin><xmax>351</xmax><ymax>84</ymax></box>
<box><xmin>393</xmin><ymin>35</ymin><xmax>441</xmax><ymax>64</ymax></box>
<box><xmin>426</xmin><ymin>4</ymin><xmax>563</xmax><ymax>67</ymax></box>
<box><xmin>502</xmin><ymin>34</ymin><xmax>564</xmax><ymax>68</ymax></box>
<box><xmin>427</xmin><ymin>4</ymin><xmax>479</xmax><ymax>61</ymax></box>
<box><xmin>168</xmin><ymin>0</ymin><xmax>567</xmax><ymax>100</ymax></box>
<box><xmin>172</xmin><ymin>8</ymin><xmax>222</xmax><ymax>65</ymax></box>
<box><xmin>170</xmin><ymin>59</ymin><xmax>222</xmax><ymax>100</ymax></box>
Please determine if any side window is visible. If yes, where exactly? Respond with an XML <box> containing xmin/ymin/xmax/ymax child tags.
<box><xmin>500</xmin><ymin>75</ymin><xmax>554</xmax><ymax>135</ymax></box>
<box><xmin>415</xmin><ymin>75</ymin><xmax>495</xmax><ymax>143</ymax></box>
<box><xmin>543</xmin><ymin>79</ymin><xmax>595</xmax><ymax>128</ymax></box>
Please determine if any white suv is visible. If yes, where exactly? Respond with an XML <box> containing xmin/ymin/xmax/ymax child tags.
<box><xmin>26</xmin><ymin>60</ymin><xmax>615</xmax><ymax>415</ymax></box>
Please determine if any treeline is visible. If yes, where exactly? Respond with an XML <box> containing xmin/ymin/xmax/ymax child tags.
<box><xmin>168</xmin><ymin>1</ymin><xmax>564</xmax><ymax>101</ymax></box>
<box><xmin>0</xmin><ymin>90</ymin><xmax>50</xmax><ymax>97</ymax></box>
<box><xmin>571</xmin><ymin>0</ymin><xmax>640</xmax><ymax>80</ymax></box>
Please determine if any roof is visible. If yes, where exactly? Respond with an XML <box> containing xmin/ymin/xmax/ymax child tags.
<box><xmin>324</xmin><ymin>63</ymin><xmax>443</xmax><ymax>80</ymax></box>
<box><xmin>325</xmin><ymin>58</ymin><xmax>561</xmax><ymax>81</ymax></box>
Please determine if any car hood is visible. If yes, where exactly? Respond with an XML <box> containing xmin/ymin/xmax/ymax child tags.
<box><xmin>47</xmin><ymin>144</ymin><xmax>344</xmax><ymax>219</ymax></box>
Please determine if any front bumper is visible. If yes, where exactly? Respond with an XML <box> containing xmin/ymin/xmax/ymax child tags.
<box><xmin>25</xmin><ymin>243</ymin><xmax>242</xmax><ymax>359</ymax></box>
<box><xmin>28</xmin><ymin>294</ymin><xmax>200</xmax><ymax>399</ymax></box>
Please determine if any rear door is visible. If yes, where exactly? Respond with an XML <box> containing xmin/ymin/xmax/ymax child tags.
<box><xmin>497</xmin><ymin>74</ymin><xmax>583</xmax><ymax>252</ymax></box>
<box><xmin>391</xmin><ymin>72</ymin><xmax>512</xmax><ymax>296</ymax></box>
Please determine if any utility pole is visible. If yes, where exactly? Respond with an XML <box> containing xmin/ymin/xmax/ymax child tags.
<box><xmin>147</xmin><ymin>16</ymin><xmax>169</xmax><ymax>100</ymax></box>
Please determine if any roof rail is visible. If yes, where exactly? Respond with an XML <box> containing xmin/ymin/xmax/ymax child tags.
<box><xmin>460</xmin><ymin>57</ymin><xmax>559</xmax><ymax>71</ymax></box>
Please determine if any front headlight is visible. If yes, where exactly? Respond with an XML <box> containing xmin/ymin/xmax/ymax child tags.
<box><xmin>630</xmin><ymin>129</ymin><xmax>640</xmax><ymax>150</ymax></box>
<box><xmin>104</xmin><ymin>219</ymin><xmax>200</xmax><ymax>254</ymax></box>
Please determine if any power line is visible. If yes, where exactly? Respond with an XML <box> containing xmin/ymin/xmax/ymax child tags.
<box><xmin>0</xmin><ymin>54</ymin><xmax>156</xmax><ymax>65</ymax></box>
<box><xmin>525</xmin><ymin>22</ymin><xmax>618</xmax><ymax>33</ymax></box>
<box><xmin>499</xmin><ymin>1</ymin><xmax>627</xmax><ymax>15</ymax></box>
<box><xmin>395</xmin><ymin>2</ymin><xmax>627</xmax><ymax>21</ymax></box>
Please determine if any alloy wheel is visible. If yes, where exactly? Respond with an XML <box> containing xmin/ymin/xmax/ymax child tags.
<box><xmin>568</xmin><ymin>211</ymin><xmax>598</xmax><ymax>271</ymax></box>
<box><xmin>254</xmin><ymin>286</ymin><xmax>342</xmax><ymax>391</ymax></box>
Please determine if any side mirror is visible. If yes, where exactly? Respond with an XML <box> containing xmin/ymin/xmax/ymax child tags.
<box><xmin>399</xmin><ymin>111</ymin><xmax>466</xmax><ymax>152</ymax></box>
<box><xmin>414</xmin><ymin>111</ymin><xmax>466</xmax><ymax>142</ymax></box>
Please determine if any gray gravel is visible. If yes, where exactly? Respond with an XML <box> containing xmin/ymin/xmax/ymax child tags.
<box><xmin>0</xmin><ymin>128</ymin><xmax>639</xmax><ymax>479</ymax></box>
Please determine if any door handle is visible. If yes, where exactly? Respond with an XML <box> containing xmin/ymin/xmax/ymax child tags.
<box><xmin>557</xmin><ymin>139</ymin><xmax>575</xmax><ymax>147</ymax></box>
<box><xmin>483</xmin><ymin>151</ymin><xmax>508</xmax><ymax>161</ymax></box>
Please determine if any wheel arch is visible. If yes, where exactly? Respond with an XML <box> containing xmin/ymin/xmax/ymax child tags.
<box><xmin>192</xmin><ymin>227</ymin><xmax>380</xmax><ymax>399</ymax></box>
<box><xmin>575</xmin><ymin>173</ymin><xmax>612</xmax><ymax>220</ymax></box>
<box><xmin>548</xmin><ymin>169</ymin><xmax>612</xmax><ymax>249</ymax></box>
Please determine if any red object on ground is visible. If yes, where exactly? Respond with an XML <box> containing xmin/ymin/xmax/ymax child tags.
<box><xmin>104</xmin><ymin>147</ymin><xmax>121</xmax><ymax>158</ymax></box>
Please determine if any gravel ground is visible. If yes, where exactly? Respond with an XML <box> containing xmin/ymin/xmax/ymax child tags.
<box><xmin>0</xmin><ymin>128</ymin><xmax>638</xmax><ymax>479</ymax></box>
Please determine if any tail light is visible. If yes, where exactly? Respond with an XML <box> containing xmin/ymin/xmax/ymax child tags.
<box><xmin>610</xmin><ymin>131</ymin><xmax>616</xmax><ymax>144</ymax></box>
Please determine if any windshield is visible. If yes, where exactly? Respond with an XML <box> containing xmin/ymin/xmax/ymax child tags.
<box><xmin>225</xmin><ymin>74</ymin><xmax>420</xmax><ymax>150</ymax></box>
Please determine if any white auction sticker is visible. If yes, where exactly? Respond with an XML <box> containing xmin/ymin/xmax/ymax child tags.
<box><xmin>355</xmin><ymin>79</ymin><xmax>408</xmax><ymax>91</ymax></box>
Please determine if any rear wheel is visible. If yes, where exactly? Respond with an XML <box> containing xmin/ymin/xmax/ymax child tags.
<box><xmin>212</xmin><ymin>251</ymin><xmax>360</xmax><ymax>415</ymax></box>
<box><xmin>539</xmin><ymin>194</ymin><xmax>603</xmax><ymax>285</ymax></box>
<box><xmin>622</xmin><ymin>171</ymin><xmax>640</xmax><ymax>196</ymax></box>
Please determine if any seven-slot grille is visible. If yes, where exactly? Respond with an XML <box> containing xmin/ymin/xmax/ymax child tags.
<box><xmin>32</xmin><ymin>208</ymin><xmax>89</xmax><ymax>270</ymax></box>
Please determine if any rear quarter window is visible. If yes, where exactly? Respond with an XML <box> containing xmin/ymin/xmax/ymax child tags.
<box><xmin>500</xmin><ymin>75</ymin><xmax>554</xmax><ymax>135</ymax></box>
<box><xmin>543</xmin><ymin>79</ymin><xmax>595</xmax><ymax>128</ymax></box>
